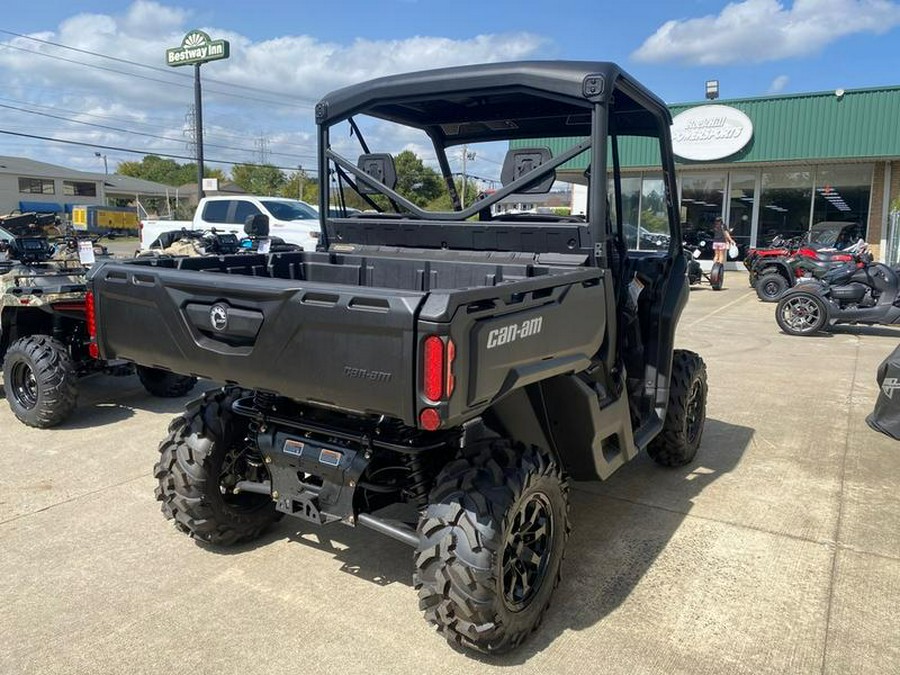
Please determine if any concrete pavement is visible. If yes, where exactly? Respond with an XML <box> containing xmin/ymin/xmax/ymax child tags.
<box><xmin>1</xmin><ymin>277</ymin><xmax>898</xmax><ymax>674</ymax></box>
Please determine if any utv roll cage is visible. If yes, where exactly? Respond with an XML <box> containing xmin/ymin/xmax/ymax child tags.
<box><xmin>314</xmin><ymin>60</ymin><xmax>681</xmax><ymax>262</ymax></box>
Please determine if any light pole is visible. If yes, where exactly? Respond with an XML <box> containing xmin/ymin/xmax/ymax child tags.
<box><xmin>94</xmin><ymin>152</ymin><xmax>108</xmax><ymax>175</ymax></box>
<box><xmin>298</xmin><ymin>165</ymin><xmax>304</xmax><ymax>202</ymax></box>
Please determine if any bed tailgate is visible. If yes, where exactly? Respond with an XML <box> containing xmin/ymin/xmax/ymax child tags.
<box><xmin>89</xmin><ymin>262</ymin><xmax>424</xmax><ymax>421</ymax></box>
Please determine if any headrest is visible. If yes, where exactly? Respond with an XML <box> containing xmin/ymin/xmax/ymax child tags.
<box><xmin>356</xmin><ymin>153</ymin><xmax>397</xmax><ymax>194</ymax></box>
<box><xmin>500</xmin><ymin>147</ymin><xmax>554</xmax><ymax>194</ymax></box>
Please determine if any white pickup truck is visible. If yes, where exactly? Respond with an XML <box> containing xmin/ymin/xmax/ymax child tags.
<box><xmin>140</xmin><ymin>196</ymin><xmax>320</xmax><ymax>251</ymax></box>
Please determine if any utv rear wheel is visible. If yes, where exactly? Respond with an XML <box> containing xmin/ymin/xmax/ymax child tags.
<box><xmin>647</xmin><ymin>349</ymin><xmax>707</xmax><ymax>467</ymax></box>
<box><xmin>2</xmin><ymin>335</ymin><xmax>77</xmax><ymax>428</ymax></box>
<box><xmin>154</xmin><ymin>386</ymin><xmax>278</xmax><ymax>546</ymax></box>
<box><xmin>776</xmin><ymin>291</ymin><xmax>829</xmax><ymax>336</ymax></box>
<box><xmin>414</xmin><ymin>439</ymin><xmax>569</xmax><ymax>654</ymax></box>
<box><xmin>755</xmin><ymin>270</ymin><xmax>789</xmax><ymax>302</ymax></box>
<box><xmin>136</xmin><ymin>365</ymin><xmax>197</xmax><ymax>398</ymax></box>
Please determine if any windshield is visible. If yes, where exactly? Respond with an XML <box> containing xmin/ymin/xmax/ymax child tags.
<box><xmin>808</xmin><ymin>222</ymin><xmax>861</xmax><ymax>247</ymax></box>
<box><xmin>261</xmin><ymin>200</ymin><xmax>318</xmax><ymax>221</ymax></box>
<box><xmin>0</xmin><ymin>225</ymin><xmax>12</xmax><ymax>242</ymax></box>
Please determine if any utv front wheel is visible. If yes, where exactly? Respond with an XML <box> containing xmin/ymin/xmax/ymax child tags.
<box><xmin>136</xmin><ymin>365</ymin><xmax>197</xmax><ymax>397</ymax></box>
<box><xmin>154</xmin><ymin>387</ymin><xmax>279</xmax><ymax>546</ymax></box>
<box><xmin>414</xmin><ymin>439</ymin><xmax>569</xmax><ymax>654</ymax></box>
<box><xmin>2</xmin><ymin>335</ymin><xmax>77</xmax><ymax>428</ymax></box>
<box><xmin>647</xmin><ymin>349</ymin><xmax>707</xmax><ymax>467</ymax></box>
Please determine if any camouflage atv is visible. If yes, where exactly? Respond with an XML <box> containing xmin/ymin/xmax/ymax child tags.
<box><xmin>0</xmin><ymin>222</ymin><xmax>197</xmax><ymax>428</ymax></box>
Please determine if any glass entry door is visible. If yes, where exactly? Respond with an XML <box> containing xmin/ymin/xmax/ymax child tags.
<box><xmin>727</xmin><ymin>173</ymin><xmax>756</xmax><ymax>259</ymax></box>
<box><xmin>680</xmin><ymin>174</ymin><xmax>725</xmax><ymax>258</ymax></box>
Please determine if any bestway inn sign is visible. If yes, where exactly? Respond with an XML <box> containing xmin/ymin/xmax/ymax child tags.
<box><xmin>166</xmin><ymin>31</ymin><xmax>230</xmax><ymax>67</ymax></box>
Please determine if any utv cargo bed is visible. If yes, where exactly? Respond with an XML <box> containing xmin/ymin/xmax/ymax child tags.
<box><xmin>89</xmin><ymin>250</ymin><xmax>607</xmax><ymax>425</ymax></box>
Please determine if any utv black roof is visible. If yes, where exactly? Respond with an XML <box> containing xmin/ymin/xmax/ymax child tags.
<box><xmin>315</xmin><ymin>61</ymin><xmax>671</xmax><ymax>146</ymax></box>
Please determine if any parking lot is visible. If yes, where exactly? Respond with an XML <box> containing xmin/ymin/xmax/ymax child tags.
<box><xmin>2</xmin><ymin>277</ymin><xmax>898</xmax><ymax>675</ymax></box>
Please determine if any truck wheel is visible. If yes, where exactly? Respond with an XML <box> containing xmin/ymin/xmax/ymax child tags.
<box><xmin>755</xmin><ymin>270</ymin><xmax>789</xmax><ymax>302</ymax></box>
<box><xmin>2</xmin><ymin>335</ymin><xmax>77</xmax><ymax>428</ymax></box>
<box><xmin>136</xmin><ymin>365</ymin><xmax>197</xmax><ymax>397</ymax></box>
<box><xmin>776</xmin><ymin>291</ymin><xmax>829</xmax><ymax>336</ymax></box>
<box><xmin>154</xmin><ymin>387</ymin><xmax>279</xmax><ymax>546</ymax></box>
<box><xmin>414</xmin><ymin>439</ymin><xmax>569</xmax><ymax>654</ymax></box>
<box><xmin>647</xmin><ymin>350</ymin><xmax>707</xmax><ymax>467</ymax></box>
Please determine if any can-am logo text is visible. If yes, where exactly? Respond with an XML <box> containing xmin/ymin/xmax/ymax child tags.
<box><xmin>882</xmin><ymin>377</ymin><xmax>900</xmax><ymax>399</ymax></box>
<box><xmin>487</xmin><ymin>317</ymin><xmax>543</xmax><ymax>349</ymax></box>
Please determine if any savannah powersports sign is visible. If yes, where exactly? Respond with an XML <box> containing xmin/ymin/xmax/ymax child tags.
<box><xmin>166</xmin><ymin>30</ymin><xmax>230</xmax><ymax>67</ymax></box>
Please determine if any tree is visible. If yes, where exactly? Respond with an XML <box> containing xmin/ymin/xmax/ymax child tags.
<box><xmin>279</xmin><ymin>168</ymin><xmax>318</xmax><ymax>204</ymax></box>
<box><xmin>230</xmin><ymin>163</ymin><xmax>287</xmax><ymax>196</ymax></box>
<box><xmin>425</xmin><ymin>177</ymin><xmax>479</xmax><ymax>212</ymax></box>
<box><xmin>116</xmin><ymin>155</ymin><xmax>224</xmax><ymax>186</ymax></box>
<box><xmin>393</xmin><ymin>150</ymin><xmax>444</xmax><ymax>207</ymax></box>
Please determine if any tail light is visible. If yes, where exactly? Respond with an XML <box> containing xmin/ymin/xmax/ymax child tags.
<box><xmin>420</xmin><ymin>334</ymin><xmax>456</xmax><ymax>430</ymax></box>
<box><xmin>85</xmin><ymin>290</ymin><xmax>99</xmax><ymax>359</ymax></box>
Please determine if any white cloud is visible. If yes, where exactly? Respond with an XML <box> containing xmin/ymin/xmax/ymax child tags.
<box><xmin>768</xmin><ymin>74</ymin><xmax>790</xmax><ymax>92</ymax></box>
<box><xmin>0</xmin><ymin>1</ymin><xmax>548</xmax><ymax>174</ymax></box>
<box><xmin>632</xmin><ymin>0</ymin><xmax>900</xmax><ymax>65</ymax></box>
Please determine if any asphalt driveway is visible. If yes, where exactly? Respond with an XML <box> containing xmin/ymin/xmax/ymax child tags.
<box><xmin>1</xmin><ymin>277</ymin><xmax>898</xmax><ymax>674</ymax></box>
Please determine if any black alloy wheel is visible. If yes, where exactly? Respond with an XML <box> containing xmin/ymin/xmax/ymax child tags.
<box><xmin>776</xmin><ymin>292</ymin><xmax>829</xmax><ymax>335</ymax></box>
<box><xmin>9</xmin><ymin>360</ymin><xmax>39</xmax><ymax>410</ymax></box>
<box><xmin>501</xmin><ymin>492</ymin><xmax>554</xmax><ymax>612</ymax></box>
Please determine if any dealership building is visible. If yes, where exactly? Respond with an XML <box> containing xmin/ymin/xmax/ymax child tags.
<box><xmin>556</xmin><ymin>84</ymin><xmax>900</xmax><ymax>261</ymax></box>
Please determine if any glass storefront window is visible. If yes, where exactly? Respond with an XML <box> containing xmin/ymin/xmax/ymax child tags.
<box><xmin>759</xmin><ymin>168</ymin><xmax>813</xmax><ymax>246</ymax></box>
<box><xmin>728</xmin><ymin>173</ymin><xmax>755</xmax><ymax>255</ymax></box>
<box><xmin>680</xmin><ymin>174</ymin><xmax>725</xmax><ymax>254</ymax></box>
<box><xmin>812</xmin><ymin>164</ymin><xmax>872</xmax><ymax>239</ymax></box>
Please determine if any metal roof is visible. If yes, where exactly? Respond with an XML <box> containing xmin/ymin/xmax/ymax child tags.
<box><xmin>0</xmin><ymin>155</ymin><xmax>175</xmax><ymax>196</ymax></box>
<box><xmin>515</xmin><ymin>84</ymin><xmax>900</xmax><ymax>171</ymax></box>
<box><xmin>317</xmin><ymin>61</ymin><xmax>670</xmax><ymax>145</ymax></box>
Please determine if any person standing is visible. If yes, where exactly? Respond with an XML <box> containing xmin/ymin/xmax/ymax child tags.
<box><xmin>712</xmin><ymin>216</ymin><xmax>735</xmax><ymax>266</ymax></box>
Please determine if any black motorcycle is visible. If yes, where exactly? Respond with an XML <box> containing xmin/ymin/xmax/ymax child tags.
<box><xmin>775</xmin><ymin>254</ymin><xmax>900</xmax><ymax>335</ymax></box>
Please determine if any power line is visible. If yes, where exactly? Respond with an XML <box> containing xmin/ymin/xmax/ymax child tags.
<box><xmin>0</xmin><ymin>128</ymin><xmax>319</xmax><ymax>174</ymax></box>
<box><xmin>0</xmin><ymin>41</ymin><xmax>312</xmax><ymax>109</ymax></box>
<box><xmin>0</xmin><ymin>93</ymin><xmax>315</xmax><ymax>151</ymax></box>
<box><xmin>0</xmin><ymin>102</ymin><xmax>316</xmax><ymax>161</ymax></box>
<box><xmin>0</xmin><ymin>29</ymin><xmax>319</xmax><ymax>105</ymax></box>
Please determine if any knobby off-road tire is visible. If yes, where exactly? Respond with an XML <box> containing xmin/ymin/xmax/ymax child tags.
<box><xmin>647</xmin><ymin>349</ymin><xmax>708</xmax><ymax>467</ymax></box>
<box><xmin>136</xmin><ymin>365</ymin><xmax>197</xmax><ymax>398</ymax></box>
<box><xmin>755</xmin><ymin>270</ymin><xmax>790</xmax><ymax>302</ymax></box>
<box><xmin>776</xmin><ymin>291</ymin><xmax>829</xmax><ymax>336</ymax></box>
<box><xmin>2</xmin><ymin>335</ymin><xmax>77</xmax><ymax>428</ymax></box>
<box><xmin>154</xmin><ymin>387</ymin><xmax>279</xmax><ymax>546</ymax></box>
<box><xmin>414</xmin><ymin>439</ymin><xmax>569</xmax><ymax>654</ymax></box>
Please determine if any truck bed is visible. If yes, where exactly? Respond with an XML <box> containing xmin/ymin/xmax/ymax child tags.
<box><xmin>89</xmin><ymin>249</ymin><xmax>608</xmax><ymax>426</ymax></box>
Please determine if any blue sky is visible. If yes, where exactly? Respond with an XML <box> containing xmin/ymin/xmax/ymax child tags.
<box><xmin>1</xmin><ymin>0</ymin><xmax>898</xmax><ymax>178</ymax></box>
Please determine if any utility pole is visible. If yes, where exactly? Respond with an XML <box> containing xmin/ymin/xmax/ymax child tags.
<box><xmin>193</xmin><ymin>63</ymin><xmax>205</xmax><ymax>199</ymax></box>
<box><xmin>255</xmin><ymin>136</ymin><xmax>270</xmax><ymax>165</ymax></box>
<box><xmin>461</xmin><ymin>146</ymin><xmax>476</xmax><ymax>208</ymax></box>
<box><xmin>298</xmin><ymin>165</ymin><xmax>304</xmax><ymax>201</ymax></box>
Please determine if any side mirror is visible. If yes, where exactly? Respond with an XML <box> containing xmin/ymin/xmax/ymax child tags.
<box><xmin>244</xmin><ymin>213</ymin><xmax>269</xmax><ymax>238</ymax></box>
